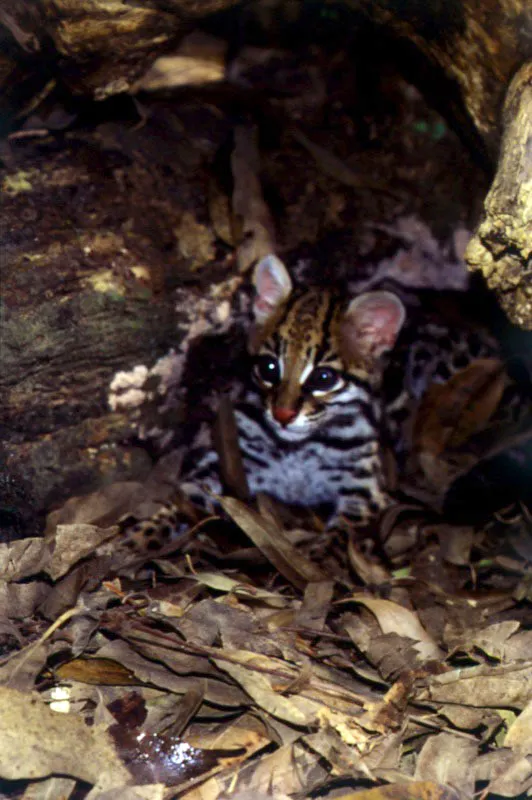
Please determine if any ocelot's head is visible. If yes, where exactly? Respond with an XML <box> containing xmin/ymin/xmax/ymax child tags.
<box><xmin>249</xmin><ymin>255</ymin><xmax>406</xmax><ymax>441</ymax></box>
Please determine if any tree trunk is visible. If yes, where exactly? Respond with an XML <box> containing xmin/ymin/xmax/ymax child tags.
<box><xmin>466</xmin><ymin>63</ymin><xmax>532</xmax><ymax>329</ymax></box>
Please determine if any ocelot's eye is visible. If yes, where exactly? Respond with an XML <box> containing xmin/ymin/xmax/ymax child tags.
<box><xmin>254</xmin><ymin>355</ymin><xmax>281</xmax><ymax>386</ymax></box>
<box><xmin>305</xmin><ymin>366</ymin><xmax>343</xmax><ymax>394</ymax></box>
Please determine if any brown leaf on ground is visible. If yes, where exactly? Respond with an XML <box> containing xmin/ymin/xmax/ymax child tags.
<box><xmin>330</xmin><ymin>783</ymin><xmax>460</xmax><ymax>800</ymax></box>
<box><xmin>411</xmin><ymin>358</ymin><xmax>510</xmax><ymax>495</ymax></box>
<box><xmin>220</xmin><ymin>496</ymin><xmax>328</xmax><ymax>587</ymax></box>
<box><xmin>414</xmin><ymin>732</ymin><xmax>477</xmax><ymax>794</ymax></box>
<box><xmin>0</xmin><ymin>686</ymin><xmax>131</xmax><ymax>790</ymax></box>
<box><xmin>347</xmin><ymin>595</ymin><xmax>443</xmax><ymax>663</ymax></box>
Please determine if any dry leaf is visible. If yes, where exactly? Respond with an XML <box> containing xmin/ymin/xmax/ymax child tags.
<box><xmin>349</xmin><ymin>595</ymin><xmax>442</xmax><ymax>662</ymax></box>
<box><xmin>329</xmin><ymin>783</ymin><xmax>460</xmax><ymax>800</ymax></box>
<box><xmin>421</xmin><ymin>662</ymin><xmax>532</xmax><ymax>708</ymax></box>
<box><xmin>414</xmin><ymin>358</ymin><xmax>508</xmax><ymax>456</ymax></box>
<box><xmin>0</xmin><ymin>686</ymin><xmax>131</xmax><ymax>789</ymax></box>
<box><xmin>212</xmin><ymin>650</ymin><xmax>319</xmax><ymax>726</ymax></box>
<box><xmin>21</xmin><ymin>776</ymin><xmax>77</xmax><ymax>799</ymax></box>
<box><xmin>47</xmin><ymin>523</ymin><xmax>116</xmax><ymax>580</ymax></box>
<box><xmin>56</xmin><ymin>658</ymin><xmax>138</xmax><ymax>686</ymax></box>
<box><xmin>296</xmin><ymin>580</ymin><xmax>334</xmax><ymax>630</ymax></box>
<box><xmin>44</xmin><ymin>481</ymin><xmax>148</xmax><ymax>534</ymax></box>
<box><xmin>414</xmin><ymin>732</ymin><xmax>476</xmax><ymax>794</ymax></box>
<box><xmin>0</xmin><ymin>538</ymin><xmax>49</xmax><ymax>581</ymax></box>
<box><xmin>220</xmin><ymin>496</ymin><xmax>327</xmax><ymax>588</ymax></box>
<box><xmin>505</xmin><ymin>698</ymin><xmax>532</xmax><ymax>753</ymax></box>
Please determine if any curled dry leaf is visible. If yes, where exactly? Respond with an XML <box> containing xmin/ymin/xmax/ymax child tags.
<box><xmin>414</xmin><ymin>359</ymin><xmax>508</xmax><ymax>455</ymax></box>
<box><xmin>349</xmin><ymin>595</ymin><xmax>442</xmax><ymax>662</ymax></box>
<box><xmin>412</xmin><ymin>358</ymin><xmax>509</xmax><ymax>493</ymax></box>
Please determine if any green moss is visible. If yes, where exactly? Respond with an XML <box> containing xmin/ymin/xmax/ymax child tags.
<box><xmin>2</xmin><ymin>170</ymin><xmax>36</xmax><ymax>195</ymax></box>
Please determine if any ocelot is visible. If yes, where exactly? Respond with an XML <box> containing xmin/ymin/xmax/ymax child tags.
<box><xmin>123</xmin><ymin>253</ymin><xmax>509</xmax><ymax>550</ymax></box>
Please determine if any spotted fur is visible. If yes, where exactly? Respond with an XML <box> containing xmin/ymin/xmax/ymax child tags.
<box><xmin>177</xmin><ymin>256</ymin><xmax>500</xmax><ymax>534</ymax></box>
<box><xmin>123</xmin><ymin>254</ymin><xmax>501</xmax><ymax>549</ymax></box>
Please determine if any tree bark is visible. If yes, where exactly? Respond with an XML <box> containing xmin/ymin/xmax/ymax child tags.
<box><xmin>466</xmin><ymin>63</ymin><xmax>532</xmax><ymax>328</ymax></box>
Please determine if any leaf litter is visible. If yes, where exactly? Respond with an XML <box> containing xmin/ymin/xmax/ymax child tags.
<box><xmin>1</xmin><ymin>360</ymin><xmax>532</xmax><ymax>799</ymax></box>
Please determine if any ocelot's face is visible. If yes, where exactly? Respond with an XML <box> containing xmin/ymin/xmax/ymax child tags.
<box><xmin>252</xmin><ymin>290</ymin><xmax>370</xmax><ymax>441</ymax></box>
<box><xmin>249</xmin><ymin>255</ymin><xmax>406</xmax><ymax>441</ymax></box>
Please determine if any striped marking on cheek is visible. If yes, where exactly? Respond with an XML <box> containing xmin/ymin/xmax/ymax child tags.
<box><xmin>301</xmin><ymin>397</ymin><xmax>327</xmax><ymax>420</ymax></box>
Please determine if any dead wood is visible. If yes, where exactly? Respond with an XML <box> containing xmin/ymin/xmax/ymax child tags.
<box><xmin>466</xmin><ymin>62</ymin><xmax>532</xmax><ymax>329</ymax></box>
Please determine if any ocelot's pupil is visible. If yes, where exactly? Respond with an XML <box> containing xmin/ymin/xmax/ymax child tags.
<box><xmin>306</xmin><ymin>366</ymin><xmax>339</xmax><ymax>391</ymax></box>
<box><xmin>255</xmin><ymin>355</ymin><xmax>280</xmax><ymax>385</ymax></box>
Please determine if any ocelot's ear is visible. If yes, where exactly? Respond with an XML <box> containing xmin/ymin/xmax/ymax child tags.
<box><xmin>342</xmin><ymin>291</ymin><xmax>406</xmax><ymax>359</ymax></box>
<box><xmin>252</xmin><ymin>254</ymin><xmax>293</xmax><ymax>324</ymax></box>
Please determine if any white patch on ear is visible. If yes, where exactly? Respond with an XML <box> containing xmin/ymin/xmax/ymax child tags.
<box><xmin>252</xmin><ymin>255</ymin><xmax>293</xmax><ymax>324</ymax></box>
<box><xmin>343</xmin><ymin>291</ymin><xmax>406</xmax><ymax>358</ymax></box>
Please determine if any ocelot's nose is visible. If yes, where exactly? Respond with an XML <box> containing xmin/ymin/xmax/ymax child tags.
<box><xmin>272</xmin><ymin>407</ymin><xmax>297</xmax><ymax>425</ymax></box>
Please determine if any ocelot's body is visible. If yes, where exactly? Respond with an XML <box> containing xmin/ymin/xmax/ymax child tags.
<box><xmin>172</xmin><ymin>255</ymin><xmax>499</xmax><ymax>534</ymax></box>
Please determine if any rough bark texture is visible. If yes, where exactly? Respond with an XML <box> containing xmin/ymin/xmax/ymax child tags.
<box><xmin>1</xmin><ymin>104</ymin><xmax>235</xmax><ymax>516</ymax></box>
<box><xmin>466</xmin><ymin>62</ymin><xmax>532</xmax><ymax>329</ymax></box>
<box><xmin>1</xmin><ymin>0</ymin><xmax>532</xmax><ymax>523</ymax></box>
<box><xmin>0</xmin><ymin>0</ymin><xmax>238</xmax><ymax>99</ymax></box>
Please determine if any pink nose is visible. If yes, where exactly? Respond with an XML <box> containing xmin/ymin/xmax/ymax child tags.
<box><xmin>272</xmin><ymin>407</ymin><xmax>297</xmax><ymax>425</ymax></box>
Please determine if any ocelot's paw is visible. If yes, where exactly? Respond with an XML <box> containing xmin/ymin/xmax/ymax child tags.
<box><xmin>117</xmin><ymin>499</ymin><xmax>201</xmax><ymax>553</ymax></box>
